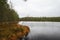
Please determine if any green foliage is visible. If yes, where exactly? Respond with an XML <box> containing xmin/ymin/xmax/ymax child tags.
<box><xmin>0</xmin><ymin>0</ymin><xmax>19</xmax><ymax>23</ymax></box>
<box><xmin>9</xmin><ymin>9</ymin><xmax>19</xmax><ymax>21</ymax></box>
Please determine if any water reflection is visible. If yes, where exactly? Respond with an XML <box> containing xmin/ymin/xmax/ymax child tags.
<box><xmin>19</xmin><ymin>21</ymin><xmax>60</xmax><ymax>40</ymax></box>
<box><xmin>22</xmin><ymin>35</ymin><xmax>60</xmax><ymax>40</ymax></box>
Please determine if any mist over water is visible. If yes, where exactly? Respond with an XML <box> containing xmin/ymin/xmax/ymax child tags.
<box><xmin>19</xmin><ymin>21</ymin><xmax>60</xmax><ymax>40</ymax></box>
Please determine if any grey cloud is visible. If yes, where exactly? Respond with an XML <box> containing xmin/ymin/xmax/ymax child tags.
<box><xmin>9</xmin><ymin>0</ymin><xmax>60</xmax><ymax>17</ymax></box>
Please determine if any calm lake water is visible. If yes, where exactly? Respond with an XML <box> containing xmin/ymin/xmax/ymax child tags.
<box><xmin>19</xmin><ymin>21</ymin><xmax>60</xmax><ymax>40</ymax></box>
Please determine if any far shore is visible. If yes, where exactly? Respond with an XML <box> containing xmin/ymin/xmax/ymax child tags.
<box><xmin>19</xmin><ymin>17</ymin><xmax>60</xmax><ymax>22</ymax></box>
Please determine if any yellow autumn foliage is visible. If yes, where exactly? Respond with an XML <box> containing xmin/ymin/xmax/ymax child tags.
<box><xmin>10</xmin><ymin>24</ymin><xmax>30</xmax><ymax>40</ymax></box>
<box><xmin>0</xmin><ymin>23</ymin><xmax>30</xmax><ymax>40</ymax></box>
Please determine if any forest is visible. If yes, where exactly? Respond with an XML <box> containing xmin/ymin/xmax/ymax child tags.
<box><xmin>20</xmin><ymin>17</ymin><xmax>60</xmax><ymax>22</ymax></box>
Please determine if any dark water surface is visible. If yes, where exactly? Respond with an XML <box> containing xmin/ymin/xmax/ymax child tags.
<box><xmin>19</xmin><ymin>22</ymin><xmax>60</xmax><ymax>40</ymax></box>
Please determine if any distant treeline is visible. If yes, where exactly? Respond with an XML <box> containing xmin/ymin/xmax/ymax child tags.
<box><xmin>19</xmin><ymin>17</ymin><xmax>60</xmax><ymax>22</ymax></box>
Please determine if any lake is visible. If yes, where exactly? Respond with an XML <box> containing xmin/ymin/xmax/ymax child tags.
<box><xmin>19</xmin><ymin>21</ymin><xmax>60</xmax><ymax>40</ymax></box>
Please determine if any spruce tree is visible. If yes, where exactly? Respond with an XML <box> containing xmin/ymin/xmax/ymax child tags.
<box><xmin>0</xmin><ymin>0</ymin><xmax>19</xmax><ymax>23</ymax></box>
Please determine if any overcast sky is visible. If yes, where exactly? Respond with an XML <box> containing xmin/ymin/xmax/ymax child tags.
<box><xmin>8</xmin><ymin>0</ymin><xmax>60</xmax><ymax>17</ymax></box>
